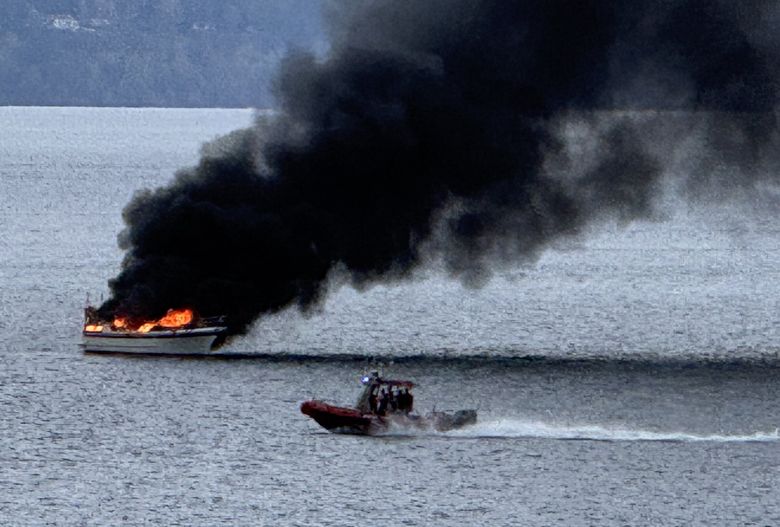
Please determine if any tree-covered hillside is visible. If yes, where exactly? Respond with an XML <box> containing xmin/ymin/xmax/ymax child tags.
<box><xmin>0</xmin><ymin>0</ymin><xmax>326</xmax><ymax>107</ymax></box>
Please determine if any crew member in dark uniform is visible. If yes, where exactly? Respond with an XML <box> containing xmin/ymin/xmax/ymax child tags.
<box><xmin>369</xmin><ymin>387</ymin><xmax>378</xmax><ymax>413</ymax></box>
<box><xmin>398</xmin><ymin>388</ymin><xmax>413</xmax><ymax>413</ymax></box>
<box><xmin>376</xmin><ymin>388</ymin><xmax>389</xmax><ymax>416</ymax></box>
<box><xmin>390</xmin><ymin>387</ymin><xmax>399</xmax><ymax>412</ymax></box>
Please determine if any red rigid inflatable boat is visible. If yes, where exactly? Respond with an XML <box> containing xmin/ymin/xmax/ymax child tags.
<box><xmin>301</xmin><ymin>372</ymin><xmax>477</xmax><ymax>435</ymax></box>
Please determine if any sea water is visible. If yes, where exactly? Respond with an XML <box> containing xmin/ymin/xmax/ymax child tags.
<box><xmin>1</xmin><ymin>106</ymin><xmax>779</xmax><ymax>525</ymax></box>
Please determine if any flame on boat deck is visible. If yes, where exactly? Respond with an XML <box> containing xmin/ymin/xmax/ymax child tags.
<box><xmin>113</xmin><ymin>308</ymin><xmax>195</xmax><ymax>333</ymax></box>
<box><xmin>83</xmin><ymin>308</ymin><xmax>197</xmax><ymax>333</ymax></box>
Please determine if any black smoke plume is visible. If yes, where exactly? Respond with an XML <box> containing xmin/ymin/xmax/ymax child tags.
<box><xmin>99</xmin><ymin>0</ymin><xmax>780</xmax><ymax>337</ymax></box>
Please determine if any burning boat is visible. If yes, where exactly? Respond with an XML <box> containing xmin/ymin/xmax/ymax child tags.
<box><xmin>300</xmin><ymin>372</ymin><xmax>477</xmax><ymax>435</ymax></box>
<box><xmin>81</xmin><ymin>306</ymin><xmax>228</xmax><ymax>355</ymax></box>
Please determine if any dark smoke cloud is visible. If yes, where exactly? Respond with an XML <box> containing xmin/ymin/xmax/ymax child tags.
<box><xmin>99</xmin><ymin>0</ymin><xmax>780</xmax><ymax>337</ymax></box>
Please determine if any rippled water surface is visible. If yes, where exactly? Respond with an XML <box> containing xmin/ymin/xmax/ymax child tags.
<box><xmin>1</xmin><ymin>107</ymin><xmax>779</xmax><ymax>525</ymax></box>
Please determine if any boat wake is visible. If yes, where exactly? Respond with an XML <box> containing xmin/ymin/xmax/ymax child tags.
<box><xmin>438</xmin><ymin>419</ymin><xmax>780</xmax><ymax>443</ymax></box>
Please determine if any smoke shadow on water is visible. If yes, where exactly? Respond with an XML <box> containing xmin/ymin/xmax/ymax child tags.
<box><xmin>83</xmin><ymin>349</ymin><xmax>780</xmax><ymax>369</ymax></box>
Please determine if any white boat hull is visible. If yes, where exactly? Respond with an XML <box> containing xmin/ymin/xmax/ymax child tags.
<box><xmin>81</xmin><ymin>327</ymin><xmax>226</xmax><ymax>355</ymax></box>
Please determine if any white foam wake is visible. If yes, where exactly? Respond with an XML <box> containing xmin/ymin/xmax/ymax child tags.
<box><xmin>444</xmin><ymin>419</ymin><xmax>780</xmax><ymax>442</ymax></box>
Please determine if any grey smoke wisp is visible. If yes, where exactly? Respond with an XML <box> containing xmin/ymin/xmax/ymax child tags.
<box><xmin>99</xmin><ymin>0</ymin><xmax>780</xmax><ymax>337</ymax></box>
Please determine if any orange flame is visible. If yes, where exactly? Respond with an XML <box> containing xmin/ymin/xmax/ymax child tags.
<box><xmin>137</xmin><ymin>322</ymin><xmax>156</xmax><ymax>333</ymax></box>
<box><xmin>110</xmin><ymin>308</ymin><xmax>195</xmax><ymax>333</ymax></box>
<box><xmin>84</xmin><ymin>324</ymin><xmax>103</xmax><ymax>332</ymax></box>
<box><xmin>157</xmin><ymin>308</ymin><xmax>194</xmax><ymax>328</ymax></box>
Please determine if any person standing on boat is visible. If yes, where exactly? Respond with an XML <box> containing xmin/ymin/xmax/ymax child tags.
<box><xmin>389</xmin><ymin>387</ymin><xmax>399</xmax><ymax>412</ymax></box>
<box><xmin>398</xmin><ymin>388</ymin><xmax>413</xmax><ymax>413</ymax></box>
<box><xmin>369</xmin><ymin>387</ymin><xmax>378</xmax><ymax>413</ymax></box>
<box><xmin>376</xmin><ymin>388</ymin><xmax>389</xmax><ymax>416</ymax></box>
<box><xmin>396</xmin><ymin>388</ymin><xmax>406</xmax><ymax>412</ymax></box>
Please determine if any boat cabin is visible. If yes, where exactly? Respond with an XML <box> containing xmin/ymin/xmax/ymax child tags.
<box><xmin>355</xmin><ymin>372</ymin><xmax>415</xmax><ymax>415</ymax></box>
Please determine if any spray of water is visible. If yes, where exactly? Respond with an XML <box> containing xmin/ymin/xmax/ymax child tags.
<box><xmin>443</xmin><ymin>419</ymin><xmax>780</xmax><ymax>442</ymax></box>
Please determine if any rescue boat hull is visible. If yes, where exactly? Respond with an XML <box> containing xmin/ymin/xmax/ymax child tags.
<box><xmin>300</xmin><ymin>400</ymin><xmax>476</xmax><ymax>435</ymax></box>
<box><xmin>300</xmin><ymin>400</ymin><xmax>377</xmax><ymax>434</ymax></box>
